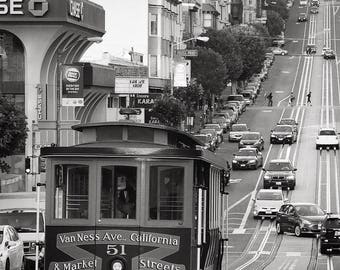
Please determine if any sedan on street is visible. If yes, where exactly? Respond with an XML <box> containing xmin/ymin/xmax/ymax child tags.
<box><xmin>232</xmin><ymin>148</ymin><xmax>263</xmax><ymax>170</ymax></box>
<box><xmin>316</xmin><ymin>127</ymin><xmax>339</xmax><ymax>149</ymax></box>
<box><xmin>278</xmin><ymin>118</ymin><xmax>299</xmax><ymax>135</ymax></box>
<box><xmin>297</xmin><ymin>13</ymin><xmax>308</xmax><ymax>22</ymax></box>
<box><xmin>270</xmin><ymin>125</ymin><xmax>297</xmax><ymax>144</ymax></box>
<box><xmin>310</xmin><ymin>6</ymin><xmax>319</xmax><ymax>13</ymax></box>
<box><xmin>262</xmin><ymin>159</ymin><xmax>297</xmax><ymax>190</ymax></box>
<box><xmin>271</xmin><ymin>47</ymin><xmax>288</xmax><ymax>55</ymax></box>
<box><xmin>0</xmin><ymin>225</ymin><xmax>24</xmax><ymax>270</ymax></box>
<box><xmin>229</xmin><ymin>123</ymin><xmax>250</xmax><ymax>142</ymax></box>
<box><xmin>204</xmin><ymin>123</ymin><xmax>223</xmax><ymax>143</ymax></box>
<box><xmin>253</xmin><ymin>189</ymin><xmax>287</xmax><ymax>219</ymax></box>
<box><xmin>276</xmin><ymin>203</ymin><xmax>326</xmax><ymax>237</ymax></box>
<box><xmin>238</xmin><ymin>131</ymin><xmax>265</xmax><ymax>150</ymax></box>
<box><xmin>324</xmin><ymin>49</ymin><xmax>336</xmax><ymax>59</ymax></box>
<box><xmin>194</xmin><ymin>134</ymin><xmax>215</xmax><ymax>151</ymax></box>
<box><xmin>320</xmin><ymin>214</ymin><xmax>340</xmax><ymax>254</ymax></box>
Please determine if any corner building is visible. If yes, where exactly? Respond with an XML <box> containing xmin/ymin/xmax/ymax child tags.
<box><xmin>0</xmin><ymin>0</ymin><xmax>105</xmax><ymax>191</ymax></box>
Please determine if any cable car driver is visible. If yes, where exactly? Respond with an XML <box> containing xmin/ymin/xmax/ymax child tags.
<box><xmin>116</xmin><ymin>175</ymin><xmax>136</xmax><ymax>219</ymax></box>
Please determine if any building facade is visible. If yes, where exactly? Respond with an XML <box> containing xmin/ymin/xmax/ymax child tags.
<box><xmin>0</xmin><ymin>0</ymin><xmax>105</xmax><ymax>191</ymax></box>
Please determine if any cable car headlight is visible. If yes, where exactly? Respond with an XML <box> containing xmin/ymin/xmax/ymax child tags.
<box><xmin>111</xmin><ymin>259</ymin><xmax>125</xmax><ymax>270</ymax></box>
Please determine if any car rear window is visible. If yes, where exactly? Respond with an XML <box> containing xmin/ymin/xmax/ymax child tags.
<box><xmin>320</xmin><ymin>130</ymin><xmax>336</xmax><ymax>135</ymax></box>
<box><xmin>325</xmin><ymin>218</ymin><xmax>340</xmax><ymax>228</ymax></box>
<box><xmin>242</xmin><ymin>133</ymin><xmax>260</xmax><ymax>140</ymax></box>
<box><xmin>274</xmin><ymin>126</ymin><xmax>292</xmax><ymax>132</ymax></box>
<box><xmin>257</xmin><ymin>192</ymin><xmax>282</xmax><ymax>200</ymax></box>
<box><xmin>227</xmin><ymin>96</ymin><xmax>244</xmax><ymax>101</ymax></box>
<box><xmin>232</xmin><ymin>125</ymin><xmax>247</xmax><ymax>131</ymax></box>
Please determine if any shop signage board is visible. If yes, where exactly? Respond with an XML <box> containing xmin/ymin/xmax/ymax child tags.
<box><xmin>61</xmin><ymin>64</ymin><xmax>84</xmax><ymax>106</ymax></box>
<box><xmin>130</xmin><ymin>93</ymin><xmax>161</xmax><ymax>108</ymax></box>
<box><xmin>175</xmin><ymin>49</ymin><xmax>198</xmax><ymax>57</ymax></box>
<box><xmin>115</xmin><ymin>66</ymin><xmax>149</xmax><ymax>94</ymax></box>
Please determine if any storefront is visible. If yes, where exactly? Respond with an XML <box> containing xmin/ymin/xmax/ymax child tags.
<box><xmin>0</xmin><ymin>0</ymin><xmax>105</xmax><ymax>191</ymax></box>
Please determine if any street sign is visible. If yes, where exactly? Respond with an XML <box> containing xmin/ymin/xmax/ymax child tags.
<box><xmin>175</xmin><ymin>49</ymin><xmax>198</xmax><ymax>57</ymax></box>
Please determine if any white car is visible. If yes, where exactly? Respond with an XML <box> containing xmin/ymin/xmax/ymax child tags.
<box><xmin>322</xmin><ymin>47</ymin><xmax>330</xmax><ymax>56</ymax></box>
<box><xmin>253</xmin><ymin>189</ymin><xmax>287</xmax><ymax>218</ymax></box>
<box><xmin>316</xmin><ymin>128</ymin><xmax>339</xmax><ymax>149</ymax></box>
<box><xmin>271</xmin><ymin>47</ymin><xmax>288</xmax><ymax>55</ymax></box>
<box><xmin>228</xmin><ymin>124</ymin><xmax>250</xmax><ymax>142</ymax></box>
<box><xmin>0</xmin><ymin>225</ymin><xmax>24</xmax><ymax>270</ymax></box>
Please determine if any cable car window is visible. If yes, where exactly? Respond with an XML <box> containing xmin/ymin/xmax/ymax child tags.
<box><xmin>100</xmin><ymin>166</ymin><xmax>137</xmax><ymax>219</ymax></box>
<box><xmin>54</xmin><ymin>164</ymin><xmax>89</xmax><ymax>219</ymax></box>
<box><xmin>149</xmin><ymin>166</ymin><xmax>184</xmax><ymax>221</ymax></box>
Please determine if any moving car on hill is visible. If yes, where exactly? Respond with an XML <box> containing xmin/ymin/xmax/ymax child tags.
<box><xmin>253</xmin><ymin>189</ymin><xmax>287</xmax><ymax>219</ymax></box>
<box><xmin>232</xmin><ymin>148</ymin><xmax>263</xmax><ymax>170</ymax></box>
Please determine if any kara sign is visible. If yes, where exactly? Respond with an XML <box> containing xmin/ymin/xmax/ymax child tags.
<box><xmin>61</xmin><ymin>65</ymin><xmax>84</xmax><ymax>107</ymax></box>
<box><xmin>130</xmin><ymin>94</ymin><xmax>160</xmax><ymax>108</ymax></box>
<box><xmin>0</xmin><ymin>0</ymin><xmax>49</xmax><ymax>16</ymax></box>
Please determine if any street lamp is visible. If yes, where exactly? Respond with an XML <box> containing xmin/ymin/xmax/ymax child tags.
<box><xmin>56</xmin><ymin>36</ymin><xmax>102</xmax><ymax>146</ymax></box>
<box><xmin>170</xmin><ymin>36</ymin><xmax>209</xmax><ymax>94</ymax></box>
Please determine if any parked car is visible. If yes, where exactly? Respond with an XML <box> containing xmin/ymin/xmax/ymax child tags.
<box><xmin>270</xmin><ymin>124</ymin><xmax>297</xmax><ymax>144</ymax></box>
<box><xmin>278</xmin><ymin>118</ymin><xmax>299</xmax><ymax>135</ymax></box>
<box><xmin>226</xmin><ymin>101</ymin><xmax>243</xmax><ymax>115</ymax></box>
<box><xmin>324</xmin><ymin>49</ymin><xmax>336</xmax><ymax>59</ymax></box>
<box><xmin>271</xmin><ymin>47</ymin><xmax>288</xmax><ymax>55</ymax></box>
<box><xmin>253</xmin><ymin>189</ymin><xmax>287</xmax><ymax>219</ymax></box>
<box><xmin>225</xmin><ymin>95</ymin><xmax>247</xmax><ymax>111</ymax></box>
<box><xmin>194</xmin><ymin>134</ymin><xmax>215</xmax><ymax>151</ymax></box>
<box><xmin>240</xmin><ymin>91</ymin><xmax>254</xmax><ymax>105</ymax></box>
<box><xmin>245</xmin><ymin>85</ymin><xmax>259</xmax><ymax>97</ymax></box>
<box><xmin>310</xmin><ymin>6</ymin><xmax>319</xmax><ymax>13</ymax></box>
<box><xmin>229</xmin><ymin>123</ymin><xmax>250</xmax><ymax>142</ymax></box>
<box><xmin>306</xmin><ymin>44</ymin><xmax>317</xmax><ymax>54</ymax></box>
<box><xmin>297</xmin><ymin>13</ymin><xmax>308</xmax><ymax>22</ymax></box>
<box><xmin>239</xmin><ymin>131</ymin><xmax>264</xmax><ymax>150</ymax></box>
<box><xmin>204</xmin><ymin>123</ymin><xmax>223</xmax><ymax>142</ymax></box>
<box><xmin>212</xmin><ymin>115</ymin><xmax>231</xmax><ymax>132</ymax></box>
<box><xmin>272</xmin><ymin>39</ymin><xmax>285</xmax><ymax>47</ymax></box>
<box><xmin>311</xmin><ymin>0</ymin><xmax>319</xmax><ymax>6</ymax></box>
<box><xmin>322</xmin><ymin>46</ymin><xmax>330</xmax><ymax>56</ymax></box>
<box><xmin>316</xmin><ymin>127</ymin><xmax>339</xmax><ymax>149</ymax></box>
<box><xmin>320</xmin><ymin>214</ymin><xmax>340</xmax><ymax>254</ymax></box>
<box><xmin>232</xmin><ymin>148</ymin><xmax>263</xmax><ymax>170</ymax></box>
<box><xmin>218</xmin><ymin>110</ymin><xmax>237</xmax><ymax>125</ymax></box>
<box><xmin>262</xmin><ymin>159</ymin><xmax>297</xmax><ymax>190</ymax></box>
<box><xmin>0</xmin><ymin>225</ymin><xmax>24</xmax><ymax>270</ymax></box>
<box><xmin>276</xmin><ymin>203</ymin><xmax>326</xmax><ymax>236</ymax></box>
<box><xmin>199</xmin><ymin>129</ymin><xmax>218</xmax><ymax>148</ymax></box>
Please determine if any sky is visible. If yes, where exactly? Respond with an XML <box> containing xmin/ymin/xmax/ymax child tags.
<box><xmin>82</xmin><ymin>0</ymin><xmax>148</xmax><ymax>61</ymax></box>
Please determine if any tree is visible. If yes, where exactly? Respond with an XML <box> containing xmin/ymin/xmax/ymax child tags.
<box><xmin>191</xmin><ymin>47</ymin><xmax>226</xmax><ymax>97</ymax></box>
<box><xmin>0</xmin><ymin>97</ymin><xmax>28</xmax><ymax>172</ymax></box>
<box><xmin>173</xmin><ymin>80</ymin><xmax>203</xmax><ymax>112</ymax></box>
<box><xmin>230</xmin><ymin>25</ymin><xmax>267</xmax><ymax>81</ymax></box>
<box><xmin>266</xmin><ymin>10</ymin><xmax>285</xmax><ymax>37</ymax></box>
<box><xmin>151</xmin><ymin>96</ymin><xmax>186</xmax><ymax>128</ymax></box>
<box><xmin>266</xmin><ymin>0</ymin><xmax>289</xmax><ymax>21</ymax></box>
<box><xmin>252</xmin><ymin>23</ymin><xmax>272</xmax><ymax>47</ymax></box>
<box><xmin>201</xmin><ymin>29</ymin><xmax>243</xmax><ymax>82</ymax></box>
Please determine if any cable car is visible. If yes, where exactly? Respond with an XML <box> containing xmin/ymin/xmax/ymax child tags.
<box><xmin>41</xmin><ymin>122</ymin><xmax>229</xmax><ymax>270</ymax></box>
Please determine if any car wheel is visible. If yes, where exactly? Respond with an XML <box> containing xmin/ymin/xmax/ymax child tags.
<box><xmin>276</xmin><ymin>222</ymin><xmax>283</xmax><ymax>234</ymax></box>
<box><xmin>5</xmin><ymin>260</ymin><xmax>9</xmax><ymax>270</ymax></box>
<box><xmin>294</xmin><ymin>225</ymin><xmax>302</xmax><ymax>237</ymax></box>
<box><xmin>316</xmin><ymin>144</ymin><xmax>320</xmax><ymax>150</ymax></box>
<box><xmin>290</xmin><ymin>184</ymin><xmax>295</xmax><ymax>190</ymax></box>
<box><xmin>232</xmin><ymin>165</ymin><xmax>237</xmax><ymax>170</ymax></box>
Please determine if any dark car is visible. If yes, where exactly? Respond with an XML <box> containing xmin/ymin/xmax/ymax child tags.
<box><xmin>262</xmin><ymin>159</ymin><xmax>297</xmax><ymax>189</ymax></box>
<box><xmin>320</xmin><ymin>214</ymin><xmax>340</xmax><ymax>254</ymax></box>
<box><xmin>270</xmin><ymin>125</ymin><xmax>297</xmax><ymax>144</ymax></box>
<box><xmin>278</xmin><ymin>118</ymin><xmax>299</xmax><ymax>135</ymax></box>
<box><xmin>239</xmin><ymin>132</ymin><xmax>265</xmax><ymax>150</ymax></box>
<box><xmin>232</xmin><ymin>148</ymin><xmax>263</xmax><ymax>170</ymax></box>
<box><xmin>324</xmin><ymin>49</ymin><xmax>336</xmax><ymax>59</ymax></box>
<box><xmin>311</xmin><ymin>0</ymin><xmax>319</xmax><ymax>6</ymax></box>
<box><xmin>276</xmin><ymin>203</ymin><xmax>326</xmax><ymax>237</ymax></box>
<box><xmin>310</xmin><ymin>6</ymin><xmax>319</xmax><ymax>13</ymax></box>
<box><xmin>298</xmin><ymin>13</ymin><xmax>308</xmax><ymax>22</ymax></box>
<box><xmin>306</xmin><ymin>44</ymin><xmax>317</xmax><ymax>54</ymax></box>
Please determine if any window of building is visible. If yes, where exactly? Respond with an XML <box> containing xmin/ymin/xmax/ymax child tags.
<box><xmin>150</xmin><ymin>55</ymin><xmax>158</xmax><ymax>77</ymax></box>
<box><xmin>150</xmin><ymin>14</ymin><xmax>158</xmax><ymax>35</ymax></box>
<box><xmin>203</xmin><ymin>13</ymin><xmax>212</xmax><ymax>28</ymax></box>
<box><xmin>54</xmin><ymin>164</ymin><xmax>89</xmax><ymax>219</ymax></box>
<box><xmin>100</xmin><ymin>166</ymin><xmax>137</xmax><ymax>219</ymax></box>
<box><xmin>149</xmin><ymin>166</ymin><xmax>184</xmax><ymax>221</ymax></box>
<box><xmin>119</xmin><ymin>96</ymin><xmax>126</xmax><ymax>108</ymax></box>
<box><xmin>249</xmin><ymin>0</ymin><xmax>253</xmax><ymax>5</ymax></box>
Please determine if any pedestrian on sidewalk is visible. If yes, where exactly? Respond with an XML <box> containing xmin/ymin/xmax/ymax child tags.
<box><xmin>266</xmin><ymin>91</ymin><xmax>273</xmax><ymax>106</ymax></box>
<box><xmin>306</xmin><ymin>91</ymin><xmax>312</xmax><ymax>106</ymax></box>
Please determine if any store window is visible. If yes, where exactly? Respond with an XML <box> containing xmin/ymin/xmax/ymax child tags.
<box><xmin>149</xmin><ymin>166</ymin><xmax>184</xmax><ymax>221</ymax></box>
<box><xmin>0</xmin><ymin>31</ymin><xmax>25</xmax><ymax>108</ymax></box>
<box><xmin>100</xmin><ymin>166</ymin><xmax>137</xmax><ymax>219</ymax></box>
<box><xmin>54</xmin><ymin>164</ymin><xmax>89</xmax><ymax>219</ymax></box>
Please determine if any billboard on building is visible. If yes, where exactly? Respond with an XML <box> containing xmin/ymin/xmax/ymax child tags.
<box><xmin>114</xmin><ymin>66</ymin><xmax>149</xmax><ymax>94</ymax></box>
<box><xmin>61</xmin><ymin>64</ymin><xmax>84</xmax><ymax>106</ymax></box>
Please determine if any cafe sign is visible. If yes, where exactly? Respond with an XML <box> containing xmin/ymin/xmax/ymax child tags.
<box><xmin>61</xmin><ymin>65</ymin><xmax>84</xmax><ymax>107</ymax></box>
